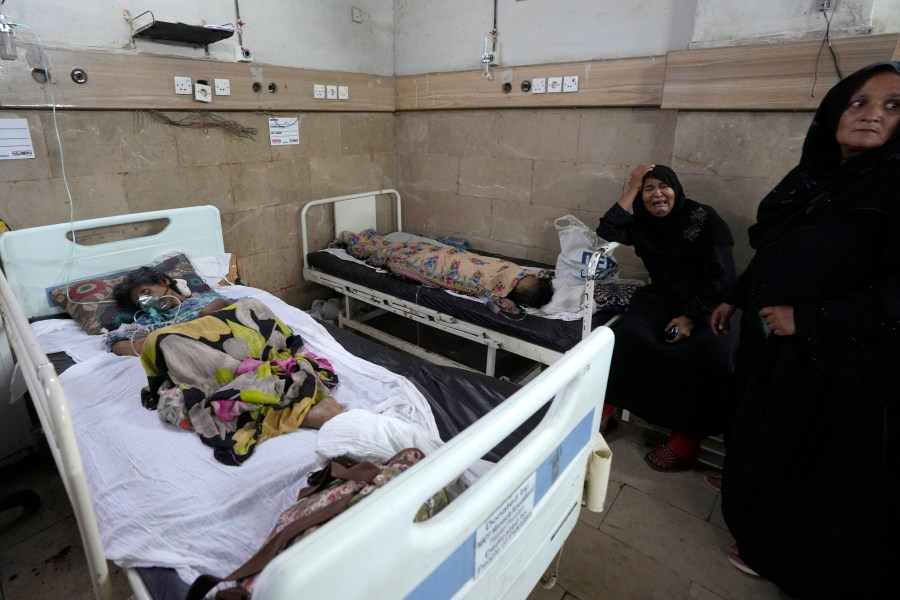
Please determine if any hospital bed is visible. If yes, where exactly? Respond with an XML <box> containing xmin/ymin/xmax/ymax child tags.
<box><xmin>301</xmin><ymin>189</ymin><xmax>625</xmax><ymax>378</ymax></box>
<box><xmin>0</xmin><ymin>205</ymin><xmax>615</xmax><ymax>600</ymax></box>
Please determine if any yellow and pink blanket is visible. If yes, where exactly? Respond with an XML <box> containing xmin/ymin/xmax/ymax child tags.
<box><xmin>338</xmin><ymin>229</ymin><xmax>528</xmax><ymax>313</ymax></box>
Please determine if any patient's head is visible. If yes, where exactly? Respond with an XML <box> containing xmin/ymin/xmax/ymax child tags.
<box><xmin>114</xmin><ymin>267</ymin><xmax>184</xmax><ymax>310</ymax></box>
<box><xmin>508</xmin><ymin>274</ymin><xmax>553</xmax><ymax>309</ymax></box>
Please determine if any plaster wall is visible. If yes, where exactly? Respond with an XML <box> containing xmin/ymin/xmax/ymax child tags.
<box><xmin>0</xmin><ymin>0</ymin><xmax>394</xmax><ymax>75</ymax></box>
<box><xmin>394</xmin><ymin>0</ymin><xmax>698</xmax><ymax>76</ymax></box>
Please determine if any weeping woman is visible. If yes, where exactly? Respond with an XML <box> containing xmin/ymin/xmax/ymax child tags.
<box><xmin>597</xmin><ymin>164</ymin><xmax>739</xmax><ymax>470</ymax></box>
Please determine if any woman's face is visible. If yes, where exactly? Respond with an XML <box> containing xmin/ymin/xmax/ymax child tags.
<box><xmin>129</xmin><ymin>281</ymin><xmax>181</xmax><ymax>309</ymax></box>
<box><xmin>641</xmin><ymin>177</ymin><xmax>676</xmax><ymax>218</ymax></box>
<box><xmin>835</xmin><ymin>71</ymin><xmax>900</xmax><ymax>158</ymax></box>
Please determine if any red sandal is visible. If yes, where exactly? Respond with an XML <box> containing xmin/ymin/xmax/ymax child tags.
<box><xmin>644</xmin><ymin>443</ymin><xmax>694</xmax><ymax>472</ymax></box>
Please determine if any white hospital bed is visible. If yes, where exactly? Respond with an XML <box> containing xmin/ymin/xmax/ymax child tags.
<box><xmin>0</xmin><ymin>205</ymin><xmax>614</xmax><ymax>600</ymax></box>
<box><xmin>300</xmin><ymin>189</ymin><xmax>621</xmax><ymax>378</ymax></box>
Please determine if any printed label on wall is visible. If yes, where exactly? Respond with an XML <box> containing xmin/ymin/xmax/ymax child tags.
<box><xmin>0</xmin><ymin>118</ymin><xmax>35</xmax><ymax>160</ymax></box>
<box><xmin>268</xmin><ymin>116</ymin><xmax>300</xmax><ymax>145</ymax></box>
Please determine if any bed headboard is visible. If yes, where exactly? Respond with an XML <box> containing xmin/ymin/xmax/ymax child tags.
<box><xmin>0</xmin><ymin>206</ymin><xmax>224</xmax><ymax>320</ymax></box>
<box><xmin>299</xmin><ymin>189</ymin><xmax>401</xmax><ymax>269</ymax></box>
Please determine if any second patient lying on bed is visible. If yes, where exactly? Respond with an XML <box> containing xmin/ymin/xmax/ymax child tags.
<box><xmin>106</xmin><ymin>266</ymin><xmax>342</xmax><ymax>464</ymax></box>
<box><xmin>336</xmin><ymin>229</ymin><xmax>553</xmax><ymax>313</ymax></box>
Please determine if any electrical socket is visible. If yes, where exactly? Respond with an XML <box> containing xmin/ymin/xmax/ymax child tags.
<box><xmin>338</xmin><ymin>85</ymin><xmax>349</xmax><ymax>100</ymax></box>
<box><xmin>547</xmin><ymin>77</ymin><xmax>563</xmax><ymax>93</ymax></box>
<box><xmin>214</xmin><ymin>78</ymin><xmax>231</xmax><ymax>95</ymax></box>
<box><xmin>563</xmin><ymin>76</ymin><xmax>579</xmax><ymax>92</ymax></box>
<box><xmin>313</xmin><ymin>84</ymin><xmax>326</xmax><ymax>99</ymax></box>
<box><xmin>531</xmin><ymin>77</ymin><xmax>546</xmax><ymax>94</ymax></box>
<box><xmin>174</xmin><ymin>76</ymin><xmax>192</xmax><ymax>95</ymax></box>
<box><xmin>326</xmin><ymin>85</ymin><xmax>337</xmax><ymax>99</ymax></box>
<box><xmin>194</xmin><ymin>83</ymin><xmax>212</xmax><ymax>103</ymax></box>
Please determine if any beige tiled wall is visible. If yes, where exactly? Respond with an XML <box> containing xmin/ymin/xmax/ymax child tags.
<box><xmin>395</xmin><ymin>107</ymin><xmax>814</xmax><ymax>274</ymax></box>
<box><xmin>0</xmin><ymin>110</ymin><xmax>395</xmax><ymax>308</ymax></box>
<box><xmin>1</xmin><ymin>105</ymin><xmax>813</xmax><ymax>311</ymax></box>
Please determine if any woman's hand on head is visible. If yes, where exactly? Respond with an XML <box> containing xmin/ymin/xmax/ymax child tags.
<box><xmin>710</xmin><ymin>302</ymin><xmax>735</xmax><ymax>336</ymax></box>
<box><xmin>616</xmin><ymin>164</ymin><xmax>656</xmax><ymax>212</ymax></box>
<box><xmin>664</xmin><ymin>315</ymin><xmax>694</xmax><ymax>343</ymax></box>
<box><xmin>759</xmin><ymin>305</ymin><xmax>795</xmax><ymax>336</ymax></box>
<box><xmin>628</xmin><ymin>164</ymin><xmax>656</xmax><ymax>192</ymax></box>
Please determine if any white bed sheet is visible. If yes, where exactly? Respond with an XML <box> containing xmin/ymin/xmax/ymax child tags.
<box><xmin>36</xmin><ymin>285</ymin><xmax>440</xmax><ymax>585</ymax></box>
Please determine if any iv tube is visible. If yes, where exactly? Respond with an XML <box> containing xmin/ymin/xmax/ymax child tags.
<box><xmin>0</xmin><ymin>15</ymin><xmax>17</xmax><ymax>60</ymax></box>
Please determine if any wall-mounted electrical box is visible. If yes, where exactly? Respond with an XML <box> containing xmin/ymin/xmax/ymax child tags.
<box><xmin>174</xmin><ymin>76</ymin><xmax>192</xmax><ymax>95</ymax></box>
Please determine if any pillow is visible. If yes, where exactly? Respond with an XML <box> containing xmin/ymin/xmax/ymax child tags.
<box><xmin>49</xmin><ymin>253</ymin><xmax>211</xmax><ymax>335</ymax></box>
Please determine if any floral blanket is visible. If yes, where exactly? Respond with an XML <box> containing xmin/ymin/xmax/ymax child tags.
<box><xmin>338</xmin><ymin>229</ymin><xmax>527</xmax><ymax>313</ymax></box>
<box><xmin>140</xmin><ymin>298</ymin><xmax>338</xmax><ymax>465</ymax></box>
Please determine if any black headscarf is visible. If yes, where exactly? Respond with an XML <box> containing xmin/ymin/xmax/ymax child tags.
<box><xmin>630</xmin><ymin>164</ymin><xmax>734</xmax><ymax>262</ymax></box>
<box><xmin>748</xmin><ymin>61</ymin><xmax>900</xmax><ymax>249</ymax></box>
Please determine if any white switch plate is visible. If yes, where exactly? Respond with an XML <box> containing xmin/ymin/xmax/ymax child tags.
<box><xmin>326</xmin><ymin>85</ymin><xmax>338</xmax><ymax>99</ymax></box>
<box><xmin>563</xmin><ymin>75</ymin><xmax>579</xmax><ymax>92</ymax></box>
<box><xmin>338</xmin><ymin>85</ymin><xmax>349</xmax><ymax>100</ymax></box>
<box><xmin>313</xmin><ymin>84</ymin><xmax>326</xmax><ymax>99</ymax></box>
<box><xmin>194</xmin><ymin>83</ymin><xmax>212</xmax><ymax>103</ymax></box>
<box><xmin>531</xmin><ymin>77</ymin><xmax>546</xmax><ymax>94</ymax></box>
<box><xmin>174</xmin><ymin>76</ymin><xmax>192</xmax><ymax>95</ymax></box>
<box><xmin>547</xmin><ymin>77</ymin><xmax>563</xmax><ymax>93</ymax></box>
<box><xmin>214</xmin><ymin>78</ymin><xmax>231</xmax><ymax>95</ymax></box>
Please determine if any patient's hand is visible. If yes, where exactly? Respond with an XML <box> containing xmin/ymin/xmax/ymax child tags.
<box><xmin>198</xmin><ymin>298</ymin><xmax>231</xmax><ymax>318</ymax></box>
<box><xmin>112</xmin><ymin>338</ymin><xmax>144</xmax><ymax>357</ymax></box>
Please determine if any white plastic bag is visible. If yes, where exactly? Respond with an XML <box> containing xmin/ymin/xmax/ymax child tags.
<box><xmin>554</xmin><ymin>215</ymin><xmax>616</xmax><ymax>282</ymax></box>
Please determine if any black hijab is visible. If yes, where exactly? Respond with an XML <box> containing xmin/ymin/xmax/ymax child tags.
<box><xmin>748</xmin><ymin>61</ymin><xmax>900</xmax><ymax>249</ymax></box>
<box><xmin>630</xmin><ymin>164</ymin><xmax>734</xmax><ymax>261</ymax></box>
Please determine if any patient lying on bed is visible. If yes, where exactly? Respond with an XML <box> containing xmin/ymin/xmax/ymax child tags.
<box><xmin>108</xmin><ymin>267</ymin><xmax>342</xmax><ymax>464</ymax></box>
<box><xmin>107</xmin><ymin>266</ymin><xmax>235</xmax><ymax>356</ymax></box>
<box><xmin>337</xmin><ymin>229</ymin><xmax>553</xmax><ymax>313</ymax></box>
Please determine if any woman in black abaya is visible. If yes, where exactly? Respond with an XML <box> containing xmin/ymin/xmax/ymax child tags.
<box><xmin>712</xmin><ymin>61</ymin><xmax>900</xmax><ymax>598</ymax></box>
<box><xmin>597</xmin><ymin>164</ymin><xmax>738</xmax><ymax>470</ymax></box>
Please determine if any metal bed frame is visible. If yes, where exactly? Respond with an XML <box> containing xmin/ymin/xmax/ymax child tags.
<box><xmin>300</xmin><ymin>189</ymin><xmax>619</xmax><ymax>377</ymax></box>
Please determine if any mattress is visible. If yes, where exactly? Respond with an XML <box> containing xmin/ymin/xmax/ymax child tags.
<box><xmin>32</xmin><ymin>285</ymin><xmax>532</xmax><ymax>597</ymax></box>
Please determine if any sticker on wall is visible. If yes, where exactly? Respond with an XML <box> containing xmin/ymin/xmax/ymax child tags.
<box><xmin>0</xmin><ymin>118</ymin><xmax>35</xmax><ymax>160</ymax></box>
<box><xmin>268</xmin><ymin>116</ymin><xmax>300</xmax><ymax>146</ymax></box>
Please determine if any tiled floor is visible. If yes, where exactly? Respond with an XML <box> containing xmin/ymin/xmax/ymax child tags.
<box><xmin>0</xmin><ymin>420</ymin><xmax>790</xmax><ymax>600</ymax></box>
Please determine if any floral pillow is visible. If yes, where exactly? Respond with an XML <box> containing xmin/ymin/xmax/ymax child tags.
<box><xmin>49</xmin><ymin>253</ymin><xmax>211</xmax><ymax>335</ymax></box>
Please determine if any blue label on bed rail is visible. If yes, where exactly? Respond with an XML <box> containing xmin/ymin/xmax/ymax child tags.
<box><xmin>405</xmin><ymin>409</ymin><xmax>595</xmax><ymax>600</ymax></box>
<box><xmin>474</xmin><ymin>471</ymin><xmax>536</xmax><ymax>578</ymax></box>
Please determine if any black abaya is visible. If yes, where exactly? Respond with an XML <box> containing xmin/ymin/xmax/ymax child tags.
<box><xmin>721</xmin><ymin>61</ymin><xmax>900</xmax><ymax>599</ymax></box>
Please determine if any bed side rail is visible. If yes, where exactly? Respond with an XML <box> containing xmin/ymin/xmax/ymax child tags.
<box><xmin>0</xmin><ymin>268</ymin><xmax>111</xmax><ymax>600</ymax></box>
<box><xmin>300</xmin><ymin>189</ymin><xmax>401</xmax><ymax>269</ymax></box>
<box><xmin>253</xmin><ymin>326</ymin><xmax>615</xmax><ymax>600</ymax></box>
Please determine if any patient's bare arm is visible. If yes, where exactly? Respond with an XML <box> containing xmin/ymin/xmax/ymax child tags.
<box><xmin>112</xmin><ymin>338</ymin><xmax>144</xmax><ymax>357</ymax></box>
<box><xmin>198</xmin><ymin>298</ymin><xmax>232</xmax><ymax>318</ymax></box>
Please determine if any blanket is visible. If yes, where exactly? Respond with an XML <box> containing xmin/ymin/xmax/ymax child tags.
<box><xmin>338</xmin><ymin>229</ymin><xmax>527</xmax><ymax>312</ymax></box>
<box><xmin>140</xmin><ymin>298</ymin><xmax>338</xmax><ymax>465</ymax></box>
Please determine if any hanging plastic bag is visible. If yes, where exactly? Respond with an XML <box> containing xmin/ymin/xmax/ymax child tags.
<box><xmin>554</xmin><ymin>215</ymin><xmax>618</xmax><ymax>282</ymax></box>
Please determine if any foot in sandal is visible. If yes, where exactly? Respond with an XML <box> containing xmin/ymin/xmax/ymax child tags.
<box><xmin>643</xmin><ymin>443</ymin><xmax>695</xmax><ymax>472</ymax></box>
